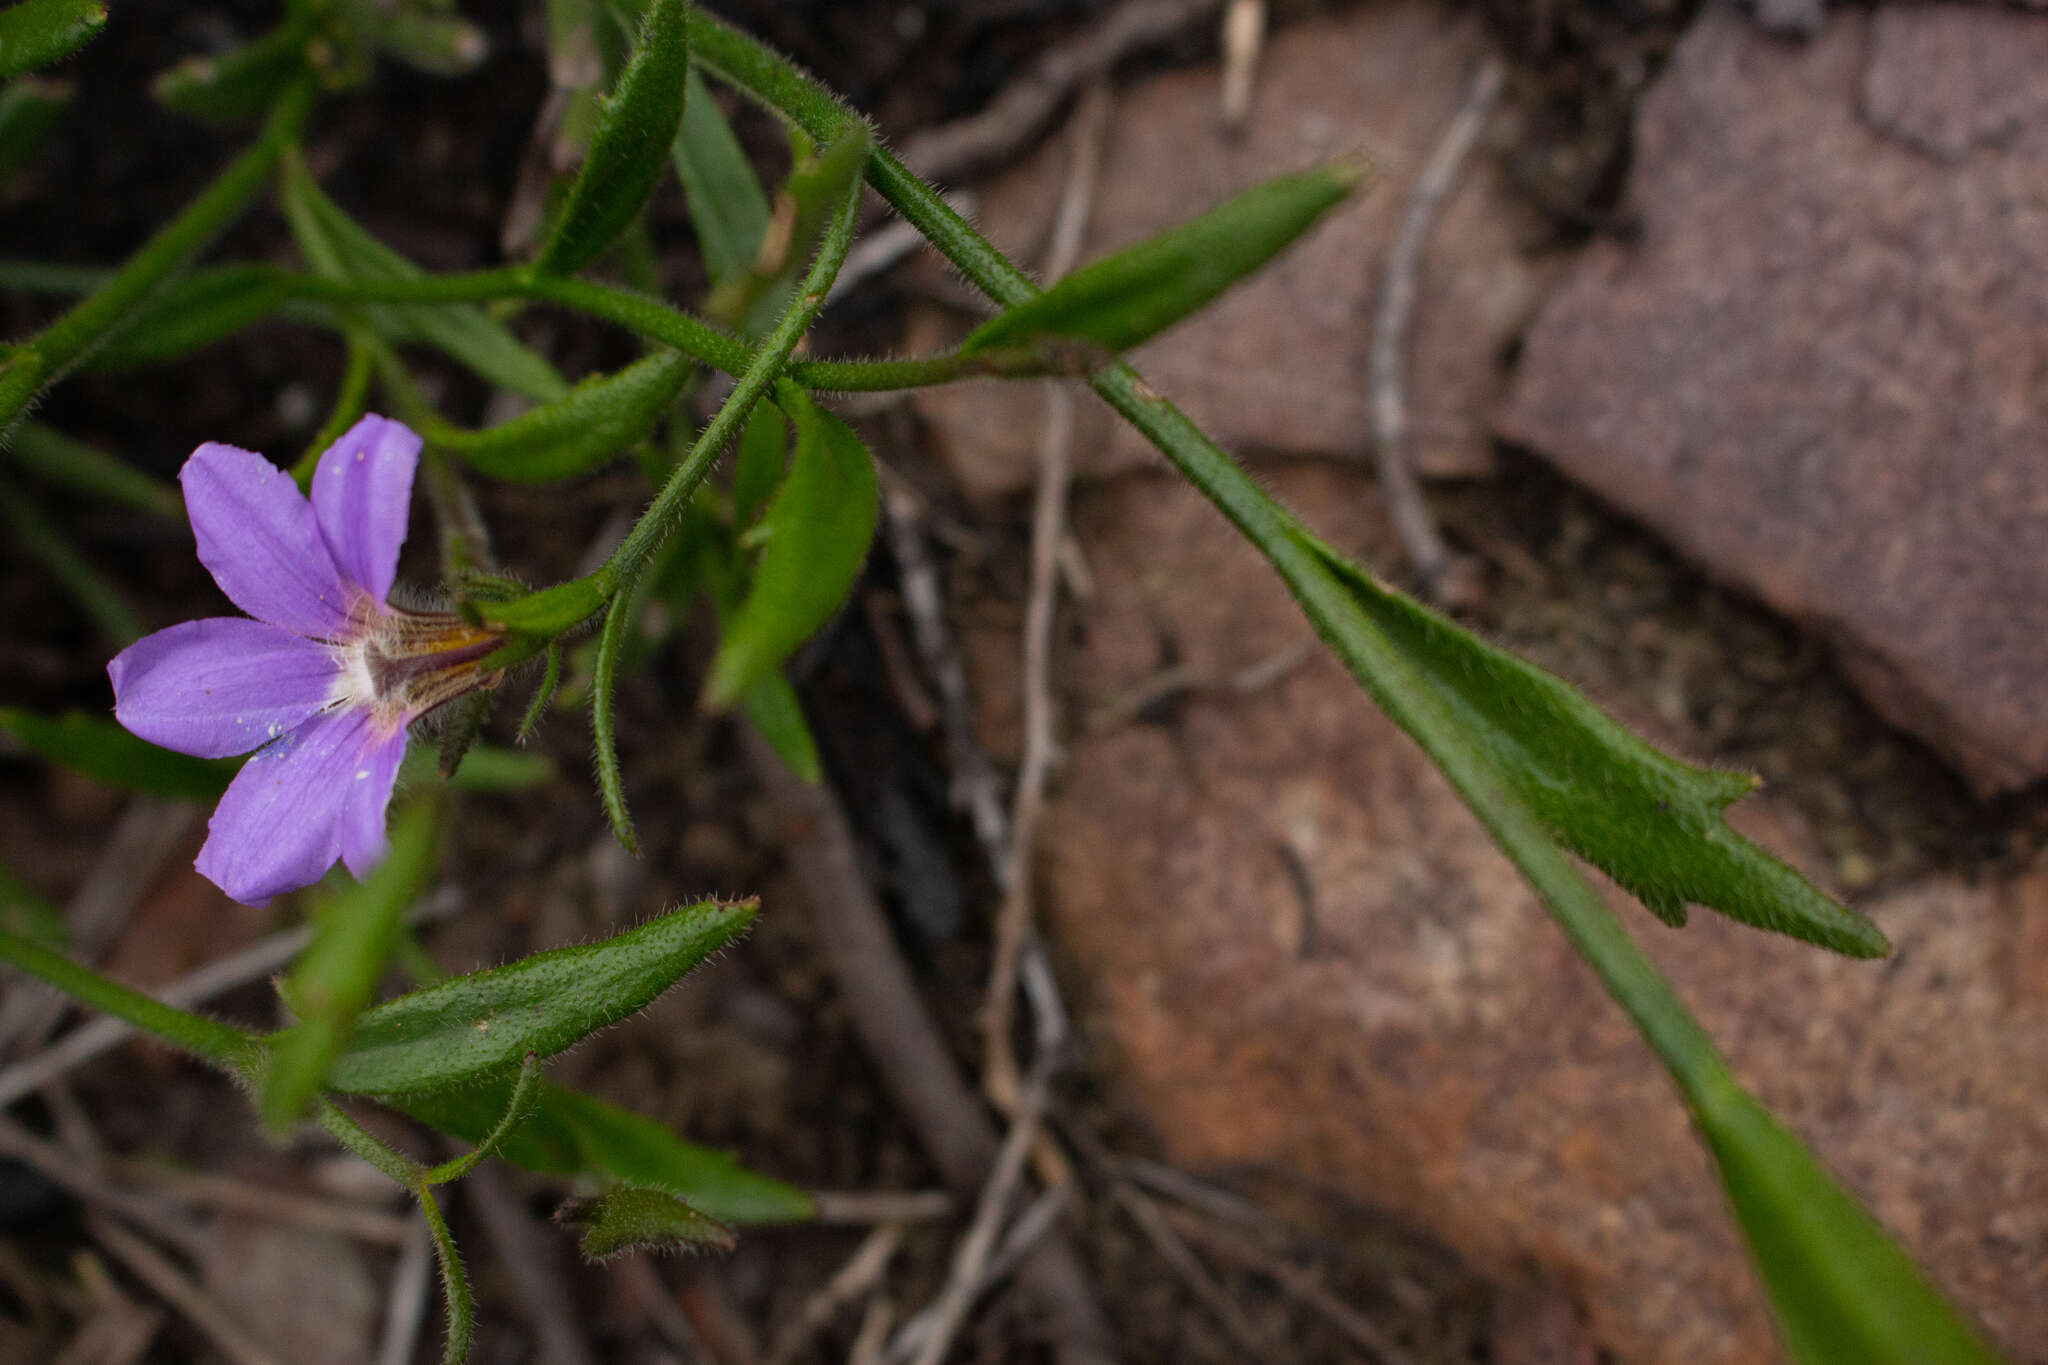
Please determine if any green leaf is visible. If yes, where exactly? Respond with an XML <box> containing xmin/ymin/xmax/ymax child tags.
<box><xmin>367</xmin><ymin>11</ymin><xmax>488</xmax><ymax>78</ymax></box>
<box><xmin>729</xmin><ymin>399</ymin><xmax>785</xmax><ymax>530</ymax></box>
<box><xmin>260</xmin><ymin>800</ymin><xmax>443</xmax><ymax>1133</ymax></box>
<box><xmin>436</xmin><ymin>347</ymin><xmax>693</xmax><ymax>482</ymax></box>
<box><xmin>151</xmin><ymin>16</ymin><xmax>313</xmax><ymax>124</ymax></box>
<box><xmin>674</xmin><ymin>67</ymin><xmax>770</xmax><ymax>289</ymax></box>
<box><xmin>9</xmin><ymin>422</ymin><xmax>181</xmax><ymax>517</ymax></box>
<box><xmin>471</xmin><ymin>573</ymin><xmax>609</xmax><ymax>635</ymax></box>
<box><xmin>557</xmin><ymin>1184</ymin><xmax>734</xmax><ymax>1261</ymax></box>
<box><xmin>320</xmin><ymin>898</ymin><xmax>756</xmax><ymax>1097</ymax></box>
<box><xmin>87</xmin><ymin>264</ymin><xmax>290</xmax><ymax>370</ymax></box>
<box><xmin>534</xmin><ymin>0</ymin><xmax>688</xmax><ymax>277</ymax></box>
<box><xmin>1287</xmin><ymin>528</ymin><xmax>1886</xmax><ymax>957</ymax></box>
<box><xmin>959</xmin><ymin>162</ymin><xmax>1366</xmax><ymax>359</ymax></box>
<box><xmin>0</xmin><ymin>74</ymin><xmax>72</xmax><ymax>183</ymax></box>
<box><xmin>1699</xmin><ymin>1083</ymin><xmax>2003</xmax><ymax>1364</ymax></box>
<box><xmin>705</xmin><ymin>124</ymin><xmax>869</xmax><ymax>331</ymax></box>
<box><xmin>392</xmin><ymin>1079</ymin><xmax>815</xmax><ymax>1225</ymax></box>
<box><xmin>0</xmin><ymin>861</ymin><xmax>65</xmax><ymax>950</ymax></box>
<box><xmin>281</xmin><ymin>161</ymin><xmax>569</xmax><ymax>403</ymax></box>
<box><xmin>0</xmin><ymin>708</ymin><xmax>237</xmax><ymax>800</ymax></box>
<box><xmin>701</xmin><ymin>394</ymin><xmax>876</xmax><ymax>709</ymax></box>
<box><xmin>741</xmin><ymin>670</ymin><xmax>820</xmax><ymax>784</ymax></box>
<box><xmin>590</xmin><ymin>585</ymin><xmax>639</xmax><ymax>853</ymax></box>
<box><xmin>0</xmin><ymin>0</ymin><xmax>106</xmax><ymax>79</ymax></box>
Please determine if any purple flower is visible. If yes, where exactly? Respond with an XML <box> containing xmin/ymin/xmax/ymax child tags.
<box><xmin>108</xmin><ymin>416</ymin><xmax>502</xmax><ymax>905</ymax></box>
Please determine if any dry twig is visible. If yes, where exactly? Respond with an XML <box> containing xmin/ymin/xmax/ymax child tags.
<box><xmin>0</xmin><ymin>1114</ymin><xmax>207</xmax><ymax>1260</ymax></box>
<box><xmin>742</xmin><ymin>728</ymin><xmax>1114</xmax><ymax>1365</ymax></box>
<box><xmin>465</xmin><ymin>1164</ymin><xmax>601</xmax><ymax>1365</ymax></box>
<box><xmin>374</xmin><ymin>1214</ymin><xmax>434</xmax><ymax>1365</ymax></box>
<box><xmin>899</xmin><ymin>0</ymin><xmax>1220</xmax><ymax>182</ymax></box>
<box><xmin>1219</xmin><ymin>0</ymin><xmax>1267</xmax><ymax>130</ymax></box>
<box><xmin>1368</xmin><ymin>56</ymin><xmax>1505</xmax><ymax>603</ymax></box>
<box><xmin>764</xmin><ymin>1224</ymin><xmax>905</xmax><ymax>1365</ymax></box>
<box><xmin>810</xmin><ymin>1189</ymin><xmax>954</xmax><ymax>1225</ymax></box>
<box><xmin>1108</xmin><ymin>1178</ymin><xmax>1273</xmax><ymax>1359</ymax></box>
<box><xmin>121</xmin><ymin>1163</ymin><xmax>414</xmax><ymax>1246</ymax></box>
<box><xmin>883</xmin><ymin>1188</ymin><xmax>1069</xmax><ymax>1365</ymax></box>
<box><xmin>983</xmin><ymin>81</ymin><xmax>1113</xmax><ymax>1119</ymax></box>
<box><xmin>85</xmin><ymin>1213</ymin><xmax>284</xmax><ymax>1365</ymax></box>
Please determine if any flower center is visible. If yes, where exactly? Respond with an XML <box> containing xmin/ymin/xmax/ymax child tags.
<box><xmin>331</xmin><ymin>601</ymin><xmax>506</xmax><ymax>736</ymax></box>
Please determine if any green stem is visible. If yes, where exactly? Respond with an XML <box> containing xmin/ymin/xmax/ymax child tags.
<box><xmin>598</xmin><ymin>179</ymin><xmax>861</xmax><ymax>595</ymax></box>
<box><xmin>292</xmin><ymin>329</ymin><xmax>377</xmax><ymax>483</ymax></box>
<box><xmin>422</xmin><ymin>1051</ymin><xmax>541</xmax><ymax>1185</ymax></box>
<box><xmin>420</xmin><ymin>1185</ymin><xmax>473</xmax><ymax>1365</ymax></box>
<box><xmin>685</xmin><ymin>9</ymin><xmax>1742</xmax><ymax>1113</ymax></box>
<box><xmin>0</xmin><ymin>78</ymin><xmax>317</xmax><ymax>431</ymax></box>
<box><xmin>0</xmin><ymin>926</ymin><xmax>258</xmax><ymax>1071</ymax></box>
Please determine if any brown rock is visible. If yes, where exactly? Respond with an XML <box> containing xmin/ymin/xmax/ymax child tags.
<box><xmin>1018</xmin><ymin>465</ymin><xmax>2046</xmax><ymax>1364</ymax></box>
<box><xmin>201</xmin><ymin>1216</ymin><xmax>380</xmax><ymax>1365</ymax></box>
<box><xmin>909</xmin><ymin>0</ymin><xmax>1549</xmax><ymax>500</ymax></box>
<box><xmin>1498</xmin><ymin>5</ymin><xmax>2048</xmax><ymax>794</ymax></box>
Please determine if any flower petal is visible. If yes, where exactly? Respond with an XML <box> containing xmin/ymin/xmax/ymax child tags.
<box><xmin>338</xmin><ymin>729</ymin><xmax>408</xmax><ymax>880</ymax></box>
<box><xmin>310</xmin><ymin>415</ymin><xmax>420</xmax><ymax>609</ymax></box>
<box><xmin>195</xmin><ymin>706</ymin><xmax>380</xmax><ymax>905</ymax></box>
<box><xmin>181</xmin><ymin>442</ymin><xmax>352</xmax><ymax>638</ymax></box>
<box><xmin>109</xmin><ymin>618</ymin><xmax>341</xmax><ymax>759</ymax></box>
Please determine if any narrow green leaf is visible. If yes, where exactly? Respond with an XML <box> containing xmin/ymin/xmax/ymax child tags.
<box><xmin>959</xmin><ymin>162</ymin><xmax>1366</xmax><ymax>359</ymax></box>
<box><xmin>557</xmin><ymin>1184</ymin><xmax>734</xmax><ymax>1261</ymax></box>
<box><xmin>0</xmin><ymin>0</ymin><xmax>106</xmax><ymax>79</ymax></box>
<box><xmin>0</xmin><ymin>483</ymin><xmax>141</xmax><ymax>644</ymax></box>
<box><xmin>86</xmin><ymin>264</ymin><xmax>290</xmax><ymax>370</ymax></box>
<box><xmin>390</xmin><ymin>1078</ymin><xmax>815</xmax><ymax>1224</ymax></box>
<box><xmin>1288</xmin><ymin>528</ymin><xmax>1886</xmax><ymax>957</ymax></box>
<box><xmin>674</xmin><ymin>66</ymin><xmax>771</xmax><ymax>289</ymax></box>
<box><xmin>590</xmin><ymin>585</ymin><xmax>638</xmax><ymax>852</ymax></box>
<box><xmin>320</xmin><ymin>898</ymin><xmax>756</xmax><ymax>1097</ymax></box>
<box><xmin>394</xmin><ymin>740</ymin><xmax>556</xmax><ymax>794</ymax></box>
<box><xmin>534</xmin><ymin>0</ymin><xmax>688</xmax><ymax>276</ymax></box>
<box><xmin>0</xmin><ymin>923</ymin><xmax>256</xmax><ymax>1070</ymax></box>
<box><xmin>742</xmin><ymin>670</ymin><xmax>819</xmax><ymax>784</ymax></box>
<box><xmin>9</xmin><ymin>422</ymin><xmax>181</xmax><ymax>516</ymax></box>
<box><xmin>0</xmin><ymin>861</ymin><xmax>66</xmax><ymax>950</ymax></box>
<box><xmin>705</xmin><ymin>124</ymin><xmax>869</xmax><ymax>330</ymax></box>
<box><xmin>1699</xmin><ymin>1083</ymin><xmax>2003</xmax><ymax>1364</ymax></box>
<box><xmin>471</xmin><ymin>573</ymin><xmax>609</xmax><ymax>635</ymax></box>
<box><xmin>261</xmin><ymin>800</ymin><xmax>443</xmax><ymax>1133</ymax></box>
<box><xmin>729</xmin><ymin>399</ymin><xmax>785</xmax><ymax>529</ymax></box>
<box><xmin>701</xmin><ymin>395</ymin><xmax>876</xmax><ymax>709</ymax></box>
<box><xmin>281</xmin><ymin>162</ymin><xmax>569</xmax><ymax>403</ymax></box>
<box><xmin>436</xmin><ymin>347</ymin><xmax>692</xmax><ymax>482</ymax></box>
<box><xmin>0</xmin><ymin>707</ymin><xmax>237</xmax><ymax>800</ymax></box>
<box><xmin>151</xmin><ymin>16</ymin><xmax>313</xmax><ymax>124</ymax></box>
<box><xmin>0</xmin><ymin>75</ymin><xmax>72</xmax><ymax>183</ymax></box>
<box><xmin>368</xmin><ymin>11</ymin><xmax>488</xmax><ymax>78</ymax></box>
<box><xmin>517</xmin><ymin>641</ymin><xmax>563</xmax><ymax>740</ymax></box>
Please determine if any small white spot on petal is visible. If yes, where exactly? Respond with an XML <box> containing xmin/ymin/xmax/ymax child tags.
<box><xmin>355</xmin><ymin>769</ymin><xmax>370</xmax><ymax>781</ymax></box>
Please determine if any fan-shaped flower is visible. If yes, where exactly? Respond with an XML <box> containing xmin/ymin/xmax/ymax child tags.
<box><xmin>108</xmin><ymin>416</ymin><xmax>503</xmax><ymax>905</ymax></box>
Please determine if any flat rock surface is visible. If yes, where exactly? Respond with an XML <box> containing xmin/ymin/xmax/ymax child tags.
<box><xmin>1499</xmin><ymin>4</ymin><xmax>2048</xmax><ymax>794</ymax></box>
<box><xmin>990</xmin><ymin>465</ymin><xmax>2046</xmax><ymax>1365</ymax></box>
<box><xmin>909</xmin><ymin>0</ymin><xmax>1549</xmax><ymax>499</ymax></box>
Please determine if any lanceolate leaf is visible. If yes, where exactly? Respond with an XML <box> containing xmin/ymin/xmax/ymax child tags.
<box><xmin>0</xmin><ymin>74</ymin><xmax>71</xmax><ymax>183</ymax></box>
<box><xmin>0</xmin><ymin>0</ymin><xmax>106</xmax><ymax>79</ymax></box>
<box><xmin>1701</xmin><ymin>1084</ymin><xmax>2002</xmax><ymax>1364</ymax></box>
<box><xmin>437</xmin><ymin>347</ymin><xmax>693</xmax><ymax>482</ymax></box>
<box><xmin>321</xmin><ymin>898</ymin><xmax>756</xmax><ymax>1096</ymax></box>
<box><xmin>1286</xmin><ymin>527</ymin><xmax>1886</xmax><ymax>957</ymax></box>
<box><xmin>391</xmin><ymin>1079</ymin><xmax>816</xmax><ymax>1225</ymax></box>
<box><xmin>281</xmin><ymin>163</ymin><xmax>569</xmax><ymax>403</ymax></box>
<box><xmin>534</xmin><ymin>0</ymin><xmax>689</xmax><ymax>276</ymax></box>
<box><xmin>151</xmin><ymin>14</ymin><xmax>314</xmax><ymax>124</ymax></box>
<box><xmin>959</xmin><ymin>162</ymin><xmax>1366</xmax><ymax>359</ymax></box>
<box><xmin>701</xmin><ymin>394</ymin><xmax>877</xmax><ymax>709</ymax></box>
<box><xmin>742</xmin><ymin>670</ymin><xmax>820</xmax><ymax>784</ymax></box>
<box><xmin>558</xmin><ymin>1185</ymin><xmax>735</xmax><ymax>1260</ymax></box>
<box><xmin>0</xmin><ymin>707</ymin><xmax>237</xmax><ymax>800</ymax></box>
<box><xmin>88</xmin><ymin>264</ymin><xmax>290</xmax><ymax>370</ymax></box>
<box><xmin>674</xmin><ymin>66</ymin><xmax>770</xmax><ymax>289</ymax></box>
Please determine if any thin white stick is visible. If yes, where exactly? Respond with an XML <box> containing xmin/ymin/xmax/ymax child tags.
<box><xmin>1368</xmin><ymin>56</ymin><xmax>1504</xmax><ymax>599</ymax></box>
<box><xmin>375</xmin><ymin>1214</ymin><xmax>434</xmax><ymax>1365</ymax></box>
